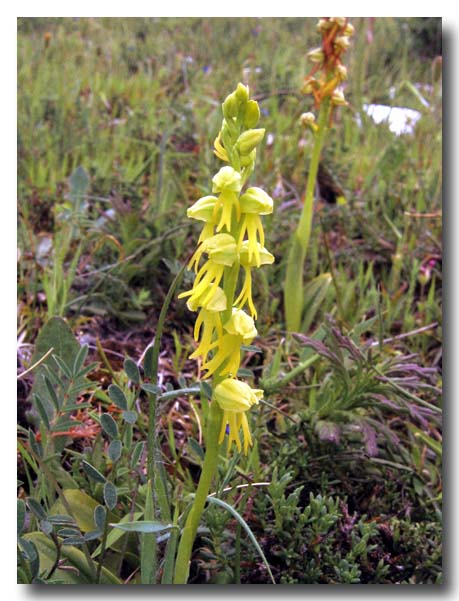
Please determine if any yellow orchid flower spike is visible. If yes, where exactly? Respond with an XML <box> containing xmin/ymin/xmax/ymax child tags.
<box><xmin>174</xmin><ymin>83</ymin><xmax>274</xmax><ymax>585</ymax></box>
<box><xmin>178</xmin><ymin>82</ymin><xmax>274</xmax><ymax>453</ymax></box>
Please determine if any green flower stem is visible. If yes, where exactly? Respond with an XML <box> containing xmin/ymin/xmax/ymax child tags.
<box><xmin>284</xmin><ymin>99</ymin><xmax>330</xmax><ymax>332</ymax></box>
<box><xmin>173</xmin><ymin>399</ymin><xmax>223</xmax><ymax>584</ymax></box>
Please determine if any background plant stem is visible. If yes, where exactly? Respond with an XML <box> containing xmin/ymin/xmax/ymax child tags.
<box><xmin>284</xmin><ymin>99</ymin><xmax>330</xmax><ymax>332</ymax></box>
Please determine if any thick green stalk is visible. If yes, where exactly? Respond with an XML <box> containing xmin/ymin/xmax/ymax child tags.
<box><xmin>173</xmin><ymin>399</ymin><xmax>223</xmax><ymax>584</ymax></box>
<box><xmin>284</xmin><ymin>100</ymin><xmax>330</xmax><ymax>332</ymax></box>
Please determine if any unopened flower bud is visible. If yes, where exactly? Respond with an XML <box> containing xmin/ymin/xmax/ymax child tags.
<box><xmin>240</xmin><ymin>149</ymin><xmax>257</xmax><ymax>167</ymax></box>
<box><xmin>300</xmin><ymin>112</ymin><xmax>316</xmax><ymax>125</ymax></box>
<box><xmin>307</xmin><ymin>47</ymin><xmax>325</xmax><ymax>64</ymax></box>
<box><xmin>239</xmin><ymin>187</ymin><xmax>273</xmax><ymax>215</ymax></box>
<box><xmin>235</xmin><ymin>82</ymin><xmax>249</xmax><ymax>104</ymax></box>
<box><xmin>334</xmin><ymin>36</ymin><xmax>350</xmax><ymax>52</ymax></box>
<box><xmin>317</xmin><ymin>18</ymin><xmax>333</xmax><ymax>33</ymax></box>
<box><xmin>244</xmin><ymin>99</ymin><xmax>260</xmax><ymax>128</ymax></box>
<box><xmin>187</xmin><ymin>195</ymin><xmax>217</xmax><ymax>222</ymax></box>
<box><xmin>212</xmin><ymin>166</ymin><xmax>242</xmax><ymax>193</ymax></box>
<box><xmin>344</xmin><ymin>22</ymin><xmax>355</xmax><ymax>37</ymax></box>
<box><xmin>336</xmin><ymin>64</ymin><xmax>348</xmax><ymax>81</ymax></box>
<box><xmin>330</xmin><ymin>17</ymin><xmax>346</xmax><ymax>27</ymax></box>
<box><xmin>222</xmin><ymin>92</ymin><xmax>239</xmax><ymax>119</ymax></box>
<box><xmin>224</xmin><ymin>308</ymin><xmax>257</xmax><ymax>342</ymax></box>
<box><xmin>236</xmin><ymin>128</ymin><xmax>265</xmax><ymax>155</ymax></box>
<box><xmin>300</xmin><ymin>112</ymin><xmax>317</xmax><ymax>127</ymax></box>
<box><xmin>331</xmin><ymin>88</ymin><xmax>347</xmax><ymax>106</ymax></box>
<box><xmin>302</xmin><ymin>76</ymin><xmax>319</xmax><ymax>95</ymax></box>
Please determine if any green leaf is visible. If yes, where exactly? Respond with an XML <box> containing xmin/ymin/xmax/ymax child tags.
<box><xmin>72</xmin><ymin>344</ymin><xmax>89</xmax><ymax>376</ymax></box>
<box><xmin>158</xmin><ymin>386</ymin><xmax>201</xmax><ymax>401</ymax></box>
<box><xmin>75</xmin><ymin>362</ymin><xmax>99</xmax><ymax>378</ymax></box>
<box><xmin>28</xmin><ymin>429</ymin><xmax>42</xmax><ymax>458</ymax></box>
<box><xmin>237</xmin><ymin>367</ymin><xmax>254</xmax><ymax>378</ymax></box>
<box><xmin>143</xmin><ymin>346</ymin><xmax>155</xmax><ymax>380</ymax></box>
<box><xmin>408</xmin><ymin>424</ymin><xmax>442</xmax><ymax>457</ymax></box>
<box><xmin>27</xmin><ymin>498</ymin><xmax>47</xmax><ymax>521</ymax></box>
<box><xmin>23</xmin><ymin>532</ymin><xmax>120</xmax><ymax>584</ymax></box>
<box><xmin>113</xmin><ymin>520</ymin><xmax>175</xmax><ymax>534</ymax></box>
<box><xmin>40</xmin><ymin>520</ymin><xmax>53</xmax><ymax>535</ymax></box>
<box><xmin>17</xmin><ymin>499</ymin><xmax>26</xmax><ymax>536</ymax></box>
<box><xmin>33</xmin><ymin>394</ymin><xmax>51</xmax><ymax>429</ymax></box>
<box><xmin>18</xmin><ymin>536</ymin><xmax>38</xmax><ymax>563</ymax></box>
<box><xmin>104</xmin><ymin>482</ymin><xmax>118</xmax><ymax>511</ymax></box>
<box><xmin>141</xmin><ymin>479</ymin><xmax>157</xmax><ymax>584</ymax></box>
<box><xmin>108</xmin><ymin>384</ymin><xmax>128</xmax><ymax>410</ymax></box>
<box><xmin>30</xmin><ymin>317</ymin><xmax>85</xmax><ymax>416</ymax></box>
<box><xmin>108</xmin><ymin>439</ymin><xmax>122</xmax><ymax>462</ymax></box>
<box><xmin>100</xmin><ymin>413</ymin><xmax>118</xmax><ymax>439</ymax></box>
<box><xmin>91</xmin><ymin>511</ymin><xmax>143</xmax><ymax>558</ymax></box>
<box><xmin>48</xmin><ymin>514</ymin><xmax>76</xmax><ymax>526</ymax></box>
<box><xmin>49</xmin><ymin>490</ymin><xmax>99</xmax><ymax>533</ymax></box>
<box><xmin>205</xmin><ymin>495</ymin><xmax>276</xmax><ymax>584</ymax></box>
<box><xmin>84</xmin><ymin>530</ymin><xmax>103</xmax><ymax>542</ymax></box>
<box><xmin>140</xmin><ymin>383</ymin><xmax>158</xmax><ymax>395</ymax></box>
<box><xmin>124</xmin><ymin>358</ymin><xmax>141</xmax><ymax>384</ymax></box>
<box><xmin>82</xmin><ymin>460</ymin><xmax>106</xmax><ymax>484</ymax></box>
<box><xmin>130</xmin><ymin>441</ymin><xmax>145</xmax><ymax>468</ymax></box>
<box><xmin>301</xmin><ymin>272</ymin><xmax>333</xmax><ymax>333</ymax></box>
<box><xmin>188</xmin><ymin>437</ymin><xmax>204</xmax><ymax>461</ymax></box>
<box><xmin>52</xmin><ymin>355</ymin><xmax>73</xmax><ymax>379</ymax></box>
<box><xmin>69</xmin><ymin>165</ymin><xmax>90</xmax><ymax>212</ymax></box>
<box><xmin>61</xmin><ymin>536</ymin><xmax>86</xmax><ymax>546</ymax></box>
<box><xmin>57</xmin><ymin>528</ymin><xmax>81</xmax><ymax>537</ymax></box>
<box><xmin>44</xmin><ymin>376</ymin><xmax>60</xmax><ymax>411</ymax></box>
<box><xmin>200</xmin><ymin>381</ymin><xmax>213</xmax><ymax>399</ymax></box>
<box><xmin>240</xmin><ymin>344</ymin><xmax>263</xmax><ymax>353</ymax></box>
<box><xmin>122</xmin><ymin>410</ymin><xmax>138</xmax><ymax>424</ymax></box>
<box><xmin>94</xmin><ymin>505</ymin><xmax>107</xmax><ymax>532</ymax></box>
<box><xmin>30</xmin><ymin>318</ymin><xmax>80</xmax><ymax>374</ymax></box>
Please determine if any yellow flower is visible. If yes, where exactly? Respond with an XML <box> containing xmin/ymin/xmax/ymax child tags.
<box><xmin>214</xmin><ymin>189</ymin><xmax>240</xmax><ymax>233</ymax></box>
<box><xmin>223</xmin><ymin>307</ymin><xmax>258</xmax><ymax>342</ymax></box>
<box><xmin>237</xmin><ymin>189</ymin><xmax>273</xmax><ymax>265</ymax></box>
<box><xmin>189</xmin><ymin>309</ymin><xmax>223</xmax><ymax>364</ymax></box>
<box><xmin>235</xmin><ymin>243</ymin><xmax>275</xmax><ymax>318</ymax></box>
<box><xmin>188</xmin><ymin>288</ymin><xmax>227</xmax><ymax>363</ymax></box>
<box><xmin>179</xmin><ymin>261</ymin><xmax>225</xmax><ymax>309</ymax></box>
<box><xmin>187</xmin><ymin>195</ymin><xmax>220</xmax><ymax>242</ymax></box>
<box><xmin>188</xmin><ymin>233</ymin><xmax>238</xmax><ymax>273</ymax></box>
<box><xmin>212</xmin><ymin>166</ymin><xmax>242</xmax><ymax>194</ymax></box>
<box><xmin>179</xmin><ymin>236</ymin><xmax>237</xmax><ymax>309</ymax></box>
<box><xmin>211</xmin><ymin>167</ymin><xmax>242</xmax><ymax>233</ymax></box>
<box><xmin>214</xmin><ymin>378</ymin><xmax>263</xmax><ymax>454</ymax></box>
<box><xmin>239</xmin><ymin>187</ymin><xmax>273</xmax><ymax>215</ymax></box>
<box><xmin>200</xmin><ymin>309</ymin><xmax>257</xmax><ymax>379</ymax></box>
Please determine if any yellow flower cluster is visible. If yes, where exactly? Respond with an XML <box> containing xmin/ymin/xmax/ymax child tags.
<box><xmin>301</xmin><ymin>17</ymin><xmax>354</xmax><ymax>113</ymax></box>
<box><xmin>179</xmin><ymin>83</ymin><xmax>274</xmax><ymax>454</ymax></box>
